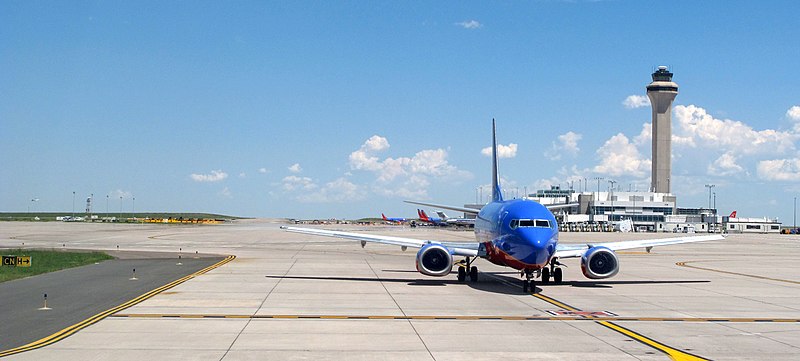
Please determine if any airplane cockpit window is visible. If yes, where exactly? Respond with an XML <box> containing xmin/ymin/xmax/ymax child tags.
<box><xmin>510</xmin><ymin>219</ymin><xmax>551</xmax><ymax>229</ymax></box>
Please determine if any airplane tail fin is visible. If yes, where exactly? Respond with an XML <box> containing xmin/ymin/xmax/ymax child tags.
<box><xmin>729</xmin><ymin>211</ymin><xmax>737</xmax><ymax>218</ymax></box>
<box><xmin>436</xmin><ymin>211</ymin><xmax>447</xmax><ymax>219</ymax></box>
<box><xmin>420</xmin><ymin>210</ymin><xmax>430</xmax><ymax>221</ymax></box>
<box><xmin>491</xmin><ymin>119</ymin><xmax>503</xmax><ymax>202</ymax></box>
<box><xmin>382</xmin><ymin>213</ymin><xmax>388</xmax><ymax>221</ymax></box>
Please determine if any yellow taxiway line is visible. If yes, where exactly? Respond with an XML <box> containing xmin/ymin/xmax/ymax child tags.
<box><xmin>533</xmin><ymin>293</ymin><xmax>712</xmax><ymax>361</ymax></box>
<box><xmin>0</xmin><ymin>255</ymin><xmax>236</xmax><ymax>358</ymax></box>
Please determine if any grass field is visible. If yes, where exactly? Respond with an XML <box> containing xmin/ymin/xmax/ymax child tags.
<box><xmin>0</xmin><ymin>249</ymin><xmax>114</xmax><ymax>283</ymax></box>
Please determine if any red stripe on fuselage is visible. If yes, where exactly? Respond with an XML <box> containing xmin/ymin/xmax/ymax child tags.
<box><xmin>482</xmin><ymin>241</ymin><xmax>548</xmax><ymax>270</ymax></box>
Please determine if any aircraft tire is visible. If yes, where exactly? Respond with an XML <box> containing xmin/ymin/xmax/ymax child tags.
<box><xmin>553</xmin><ymin>268</ymin><xmax>563</xmax><ymax>284</ymax></box>
<box><xmin>457</xmin><ymin>266</ymin><xmax>466</xmax><ymax>282</ymax></box>
<box><xmin>522</xmin><ymin>280</ymin><xmax>528</xmax><ymax>293</ymax></box>
<box><xmin>469</xmin><ymin>266</ymin><xmax>478</xmax><ymax>282</ymax></box>
<box><xmin>541</xmin><ymin>268</ymin><xmax>550</xmax><ymax>283</ymax></box>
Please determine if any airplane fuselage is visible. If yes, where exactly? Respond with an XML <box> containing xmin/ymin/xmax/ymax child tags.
<box><xmin>475</xmin><ymin>199</ymin><xmax>558</xmax><ymax>271</ymax></box>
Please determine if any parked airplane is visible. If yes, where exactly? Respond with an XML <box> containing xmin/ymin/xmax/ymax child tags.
<box><xmin>432</xmin><ymin>210</ymin><xmax>475</xmax><ymax>228</ymax></box>
<box><xmin>283</xmin><ymin>120</ymin><xmax>724</xmax><ymax>292</ymax></box>
<box><xmin>416</xmin><ymin>209</ymin><xmax>447</xmax><ymax>226</ymax></box>
<box><xmin>381</xmin><ymin>213</ymin><xmax>407</xmax><ymax>224</ymax></box>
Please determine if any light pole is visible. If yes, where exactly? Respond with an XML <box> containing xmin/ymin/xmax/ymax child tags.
<box><xmin>106</xmin><ymin>195</ymin><xmax>109</xmax><ymax>216</ymax></box>
<box><xmin>704</xmin><ymin>184</ymin><xmax>715</xmax><ymax>209</ymax></box>
<box><xmin>593</xmin><ymin>177</ymin><xmax>604</xmax><ymax>218</ymax></box>
<box><xmin>132</xmin><ymin>197</ymin><xmax>135</xmax><ymax>220</ymax></box>
<box><xmin>794</xmin><ymin>197</ymin><xmax>796</xmax><ymax>229</ymax></box>
<box><xmin>72</xmin><ymin>191</ymin><xmax>76</xmax><ymax>218</ymax></box>
<box><xmin>608</xmin><ymin>180</ymin><xmax>617</xmax><ymax>222</ymax></box>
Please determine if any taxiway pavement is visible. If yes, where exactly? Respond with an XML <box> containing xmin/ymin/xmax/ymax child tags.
<box><xmin>1</xmin><ymin>220</ymin><xmax>798</xmax><ymax>360</ymax></box>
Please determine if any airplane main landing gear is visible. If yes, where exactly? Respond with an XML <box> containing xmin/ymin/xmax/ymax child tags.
<box><xmin>456</xmin><ymin>257</ymin><xmax>479</xmax><ymax>282</ymax></box>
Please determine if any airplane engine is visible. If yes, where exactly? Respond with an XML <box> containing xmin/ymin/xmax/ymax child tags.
<box><xmin>415</xmin><ymin>244</ymin><xmax>453</xmax><ymax>277</ymax></box>
<box><xmin>580</xmin><ymin>246</ymin><xmax>619</xmax><ymax>279</ymax></box>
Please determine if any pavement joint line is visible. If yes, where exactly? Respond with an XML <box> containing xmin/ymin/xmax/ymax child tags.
<box><xmin>676</xmin><ymin>260</ymin><xmax>800</xmax><ymax>284</ymax></box>
<box><xmin>0</xmin><ymin>255</ymin><xmax>236</xmax><ymax>358</ymax></box>
<box><xmin>107</xmin><ymin>313</ymin><xmax>800</xmax><ymax>323</ymax></box>
<box><xmin>531</xmin><ymin>293</ymin><xmax>712</xmax><ymax>361</ymax></box>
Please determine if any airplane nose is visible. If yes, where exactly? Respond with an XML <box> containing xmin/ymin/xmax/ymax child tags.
<box><xmin>514</xmin><ymin>233</ymin><xmax>551</xmax><ymax>267</ymax></box>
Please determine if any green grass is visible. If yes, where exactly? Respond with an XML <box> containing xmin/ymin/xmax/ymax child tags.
<box><xmin>0</xmin><ymin>249</ymin><xmax>114</xmax><ymax>283</ymax></box>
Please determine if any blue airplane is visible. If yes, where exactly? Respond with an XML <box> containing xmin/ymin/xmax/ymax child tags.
<box><xmin>416</xmin><ymin>209</ymin><xmax>447</xmax><ymax>226</ymax></box>
<box><xmin>283</xmin><ymin>120</ymin><xmax>724</xmax><ymax>292</ymax></box>
<box><xmin>381</xmin><ymin>213</ymin><xmax>408</xmax><ymax>224</ymax></box>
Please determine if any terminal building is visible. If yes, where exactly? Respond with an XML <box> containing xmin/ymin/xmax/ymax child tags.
<box><xmin>525</xmin><ymin>186</ymin><xmax>780</xmax><ymax>234</ymax></box>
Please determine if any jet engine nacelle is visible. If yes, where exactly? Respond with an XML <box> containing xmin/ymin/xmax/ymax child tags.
<box><xmin>415</xmin><ymin>244</ymin><xmax>453</xmax><ymax>277</ymax></box>
<box><xmin>580</xmin><ymin>246</ymin><xmax>619</xmax><ymax>279</ymax></box>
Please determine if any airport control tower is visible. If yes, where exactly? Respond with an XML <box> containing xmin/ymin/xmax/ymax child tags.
<box><xmin>647</xmin><ymin>66</ymin><xmax>678</xmax><ymax>193</ymax></box>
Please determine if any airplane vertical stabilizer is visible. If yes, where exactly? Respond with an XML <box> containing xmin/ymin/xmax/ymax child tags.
<box><xmin>491</xmin><ymin>119</ymin><xmax>503</xmax><ymax>202</ymax></box>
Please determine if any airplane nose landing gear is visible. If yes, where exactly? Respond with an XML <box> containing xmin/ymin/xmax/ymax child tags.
<box><xmin>522</xmin><ymin>269</ymin><xmax>536</xmax><ymax>293</ymax></box>
<box><xmin>541</xmin><ymin>258</ymin><xmax>564</xmax><ymax>284</ymax></box>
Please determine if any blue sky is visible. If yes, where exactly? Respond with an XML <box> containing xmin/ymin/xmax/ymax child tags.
<box><xmin>2</xmin><ymin>1</ymin><xmax>799</xmax><ymax>221</ymax></box>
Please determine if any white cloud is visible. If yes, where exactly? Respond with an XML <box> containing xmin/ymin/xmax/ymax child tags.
<box><xmin>623</xmin><ymin>95</ymin><xmax>650</xmax><ymax>109</ymax></box>
<box><xmin>787</xmin><ymin>106</ymin><xmax>800</xmax><ymax>121</ymax></box>
<box><xmin>109</xmin><ymin>189</ymin><xmax>132</xmax><ymax>199</ymax></box>
<box><xmin>288</xmin><ymin>163</ymin><xmax>302</xmax><ymax>173</ymax></box>
<box><xmin>633</xmin><ymin>123</ymin><xmax>651</xmax><ymax>146</ymax></box>
<box><xmin>190</xmin><ymin>170</ymin><xmax>228</xmax><ymax>182</ymax></box>
<box><xmin>707</xmin><ymin>152</ymin><xmax>745</xmax><ymax>176</ymax></box>
<box><xmin>545</xmin><ymin>132</ymin><xmax>581</xmax><ymax>160</ymax></box>
<box><xmin>673</xmin><ymin>105</ymin><xmax>797</xmax><ymax>155</ymax></box>
<box><xmin>219</xmin><ymin>187</ymin><xmax>232</xmax><ymax>198</ymax></box>
<box><xmin>787</xmin><ymin>106</ymin><xmax>800</xmax><ymax>132</ymax></box>
<box><xmin>757</xmin><ymin>158</ymin><xmax>800</xmax><ymax>181</ymax></box>
<box><xmin>593</xmin><ymin>133</ymin><xmax>650</xmax><ymax>177</ymax></box>
<box><xmin>349</xmin><ymin>136</ymin><xmax>388</xmax><ymax>172</ymax></box>
<box><xmin>239</xmin><ymin>172</ymin><xmax>247</xmax><ymax>178</ymax></box>
<box><xmin>297</xmin><ymin>178</ymin><xmax>364</xmax><ymax>203</ymax></box>
<box><xmin>350</xmin><ymin>135</ymin><xmax>465</xmax><ymax>181</ymax></box>
<box><xmin>363</xmin><ymin>135</ymin><xmax>390</xmax><ymax>152</ymax></box>
<box><xmin>456</xmin><ymin>20</ymin><xmax>482</xmax><ymax>29</ymax></box>
<box><xmin>481</xmin><ymin>143</ymin><xmax>518</xmax><ymax>158</ymax></box>
<box><xmin>281</xmin><ymin>175</ymin><xmax>317</xmax><ymax>191</ymax></box>
<box><xmin>258</xmin><ymin>168</ymin><xmax>268</xmax><ymax>174</ymax></box>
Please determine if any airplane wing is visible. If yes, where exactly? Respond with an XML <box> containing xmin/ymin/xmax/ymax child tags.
<box><xmin>553</xmin><ymin>234</ymin><xmax>725</xmax><ymax>259</ymax></box>
<box><xmin>281</xmin><ymin>226</ymin><xmax>479</xmax><ymax>256</ymax></box>
<box><xmin>404</xmin><ymin>200</ymin><xmax>480</xmax><ymax>215</ymax></box>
